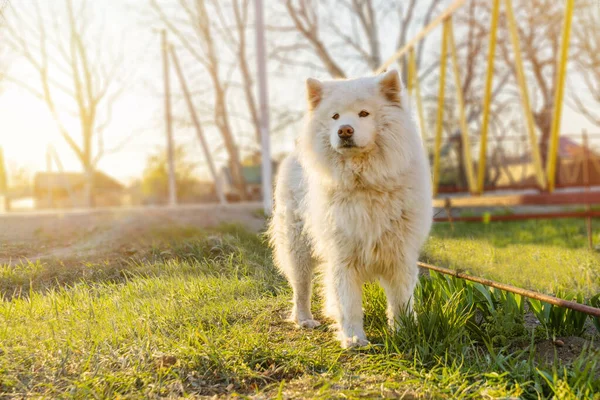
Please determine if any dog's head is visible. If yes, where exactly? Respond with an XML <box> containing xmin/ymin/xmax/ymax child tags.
<box><xmin>300</xmin><ymin>70</ymin><xmax>421</xmax><ymax>184</ymax></box>
<box><xmin>305</xmin><ymin>70</ymin><xmax>402</xmax><ymax>154</ymax></box>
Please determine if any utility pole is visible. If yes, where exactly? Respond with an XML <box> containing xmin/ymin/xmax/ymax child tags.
<box><xmin>162</xmin><ymin>30</ymin><xmax>177</xmax><ymax>206</ymax></box>
<box><xmin>169</xmin><ymin>45</ymin><xmax>226</xmax><ymax>204</ymax></box>
<box><xmin>254</xmin><ymin>0</ymin><xmax>272</xmax><ymax>215</ymax></box>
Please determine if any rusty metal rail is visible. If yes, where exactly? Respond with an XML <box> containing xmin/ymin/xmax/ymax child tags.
<box><xmin>433</xmin><ymin>191</ymin><xmax>600</xmax><ymax>209</ymax></box>
<box><xmin>418</xmin><ymin>262</ymin><xmax>600</xmax><ymax>318</ymax></box>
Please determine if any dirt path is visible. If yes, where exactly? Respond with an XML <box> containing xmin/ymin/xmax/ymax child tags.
<box><xmin>0</xmin><ymin>203</ymin><xmax>265</xmax><ymax>265</ymax></box>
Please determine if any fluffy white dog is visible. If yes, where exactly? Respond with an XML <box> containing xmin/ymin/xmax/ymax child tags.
<box><xmin>268</xmin><ymin>70</ymin><xmax>433</xmax><ymax>348</ymax></box>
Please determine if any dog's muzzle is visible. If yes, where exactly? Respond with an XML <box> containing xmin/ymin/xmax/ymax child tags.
<box><xmin>340</xmin><ymin>138</ymin><xmax>356</xmax><ymax>148</ymax></box>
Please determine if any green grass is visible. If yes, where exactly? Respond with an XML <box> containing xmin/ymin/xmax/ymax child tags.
<box><xmin>424</xmin><ymin>219</ymin><xmax>600</xmax><ymax>296</ymax></box>
<box><xmin>1</xmin><ymin>221</ymin><xmax>599</xmax><ymax>398</ymax></box>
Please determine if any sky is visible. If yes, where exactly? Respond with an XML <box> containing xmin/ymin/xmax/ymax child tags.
<box><xmin>0</xmin><ymin>0</ymin><xmax>598</xmax><ymax>186</ymax></box>
<box><xmin>0</xmin><ymin>0</ymin><xmax>168</xmax><ymax>184</ymax></box>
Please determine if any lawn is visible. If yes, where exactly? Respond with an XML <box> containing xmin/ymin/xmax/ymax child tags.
<box><xmin>424</xmin><ymin>218</ymin><xmax>600</xmax><ymax>296</ymax></box>
<box><xmin>1</xmin><ymin>220</ymin><xmax>599</xmax><ymax>398</ymax></box>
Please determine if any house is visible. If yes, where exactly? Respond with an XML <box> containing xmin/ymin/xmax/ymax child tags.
<box><xmin>218</xmin><ymin>161</ymin><xmax>278</xmax><ymax>201</ymax></box>
<box><xmin>125</xmin><ymin>179</ymin><xmax>217</xmax><ymax>206</ymax></box>
<box><xmin>556</xmin><ymin>137</ymin><xmax>600</xmax><ymax>187</ymax></box>
<box><xmin>436</xmin><ymin>135</ymin><xmax>600</xmax><ymax>191</ymax></box>
<box><xmin>34</xmin><ymin>171</ymin><xmax>125</xmax><ymax>209</ymax></box>
<box><xmin>490</xmin><ymin>137</ymin><xmax>600</xmax><ymax>188</ymax></box>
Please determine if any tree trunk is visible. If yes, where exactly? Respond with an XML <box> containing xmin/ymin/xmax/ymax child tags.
<box><xmin>232</xmin><ymin>0</ymin><xmax>261</xmax><ymax>146</ymax></box>
<box><xmin>196</xmin><ymin>0</ymin><xmax>249</xmax><ymax>201</ymax></box>
<box><xmin>534</xmin><ymin>106</ymin><xmax>553</xmax><ymax>171</ymax></box>
<box><xmin>214</xmin><ymin>85</ymin><xmax>248</xmax><ymax>200</ymax></box>
<box><xmin>84</xmin><ymin>164</ymin><xmax>95</xmax><ymax>208</ymax></box>
<box><xmin>453</xmin><ymin>136</ymin><xmax>468</xmax><ymax>189</ymax></box>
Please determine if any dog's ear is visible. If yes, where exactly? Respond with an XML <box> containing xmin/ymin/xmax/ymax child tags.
<box><xmin>306</xmin><ymin>78</ymin><xmax>323</xmax><ymax>110</ymax></box>
<box><xmin>379</xmin><ymin>69</ymin><xmax>401</xmax><ymax>103</ymax></box>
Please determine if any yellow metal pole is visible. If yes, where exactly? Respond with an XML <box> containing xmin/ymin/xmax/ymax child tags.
<box><xmin>546</xmin><ymin>0</ymin><xmax>574</xmax><ymax>192</ymax></box>
<box><xmin>504</xmin><ymin>0</ymin><xmax>546</xmax><ymax>189</ymax></box>
<box><xmin>478</xmin><ymin>0</ymin><xmax>500</xmax><ymax>194</ymax></box>
<box><xmin>413</xmin><ymin>61</ymin><xmax>428</xmax><ymax>143</ymax></box>
<box><xmin>409</xmin><ymin>48</ymin><xmax>428</xmax><ymax>142</ymax></box>
<box><xmin>447</xmin><ymin>16</ymin><xmax>477</xmax><ymax>194</ymax></box>
<box><xmin>433</xmin><ymin>20</ymin><xmax>449</xmax><ymax>197</ymax></box>
<box><xmin>376</xmin><ymin>0</ymin><xmax>467</xmax><ymax>74</ymax></box>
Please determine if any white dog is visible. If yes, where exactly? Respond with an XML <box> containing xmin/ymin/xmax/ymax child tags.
<box><xmin>268</xmin><ymin>70</ymin><xmax>433</xmax><ymax>348</ymax></box>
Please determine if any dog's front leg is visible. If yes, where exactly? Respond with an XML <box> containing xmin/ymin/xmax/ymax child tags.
<box><xmin>379</xmin><ymin>267</ymin><xmax>418</xmax><ymax>330</ymax></box>
<box><xmin>323</xmin><ymin>263</ymin><xmax>369</xmax><ymax>348</ymax></box>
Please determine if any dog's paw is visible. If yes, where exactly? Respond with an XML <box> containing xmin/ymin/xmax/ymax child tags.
<box><xmin>388</xmin><ymin>318</ymin><xmax>402</xmax><ymax>333</ymax></box>
<box><xmin>340</xmin><ymin>335</ymin><xmax>370</xmax><ymax>349</ymax></box>
<box><xmin>298</xmin><ymin>318</ymin><xmax>321</xmax><ymax>329</ymax></box>
<box><xmin>287</xmin><ymin>315</ymin><xmax>321</xmax><ymax>329</ymax></box>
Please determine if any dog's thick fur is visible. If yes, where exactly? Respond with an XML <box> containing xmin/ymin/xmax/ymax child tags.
<box><xmin>268</xmin><ymin>70</ymin><xmax>433</xmax><ymax>348</ymax></box>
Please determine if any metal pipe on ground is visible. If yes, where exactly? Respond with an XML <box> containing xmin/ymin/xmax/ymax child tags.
<box><xmin>417</xmin><ymin>262</ymin><xmax>600</xmax><ymax>318</ymax></box>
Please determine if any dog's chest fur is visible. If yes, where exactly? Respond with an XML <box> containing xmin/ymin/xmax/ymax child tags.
<box><xmin>305</xmin><ymin>178</ymin><xmax>416</xmax><ymax>274</ymax></box>
<box><xmin>329</xmin><ymin>186</ymin><xmax>402</xmax><ymax>240</ymax></box>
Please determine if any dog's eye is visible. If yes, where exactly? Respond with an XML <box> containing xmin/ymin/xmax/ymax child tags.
<box><xmin>332</xmin><ymin>113</ymin><xmax>340</xmax><ymax>120</ymax></box>
<box><xmin>359</xmin><ymin>110</ymin><xmax>370</xmax><ymax>118</ymax></box>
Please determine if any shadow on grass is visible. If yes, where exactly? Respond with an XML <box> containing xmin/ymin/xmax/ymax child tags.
<box><xmin>0</xmin><ymin>223</ymin><xmax>279</xmax><ymax>300</ymax></box>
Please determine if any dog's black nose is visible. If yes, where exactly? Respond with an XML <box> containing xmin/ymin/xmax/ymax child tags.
<box><xmin>337</xmin><ymin>125</ymin><xmax>354</xmax><ymax>139</ymax></box>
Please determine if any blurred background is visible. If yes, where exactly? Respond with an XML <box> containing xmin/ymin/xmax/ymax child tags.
<box><xmin>0</xmin><ymin>0</ymin><xmax>598</xmax><ymax>212</ymax></box>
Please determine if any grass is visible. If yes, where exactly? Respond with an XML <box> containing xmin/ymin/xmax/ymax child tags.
<box><xmin>1</xmin><ymin>221</ymin><xmax>599</xmax><ymax>398</ymax></box>
<box><xmin>424</xmin><ymin>218</ymin><xmax>600</xmax><ymax>296</ymax></box>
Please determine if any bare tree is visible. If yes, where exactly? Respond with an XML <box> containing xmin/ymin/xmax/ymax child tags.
<box><xmin>468</xmin><ymin>0</ymin><xmax>600</xmax><ymax>173</ymax></box>
<box><xmin>150</xmin><ymin>0</ymin><xmax>249</xmax><ymax>200</ymax></box>
<box><xmin>212</xmin><ymin>0</ymin><xmax>261</xmax><ymax>145</ymax></box>
<box><xmin>445</xmin><ymin>0</ymin><xmax>600</xmax><ymax>188</ymax></box>
<box><xmin>273</xmin><ymin>0</ymin><xmax>443</xmax><ymax>79</ymax></box>
<box><xmin>395</xmin><ymin>0</ymin><xmax>442</xmax><ymax>83</ymax></box>
<box><xmin>3</xmin><ymin>0</ymin><xmax>127</xmax><ymax>206</ymax></box>
<box><xmin>491</xmin><ymin>0</ymin><xmax>563</xmax><ymax>166</ymax></box>
<box><xmin>445</xmin><ymin>0</ymin><xmax>515</xmax><ymax>188</ymax></box>
<box><xmin>0</xmin><ymin>0</ymin><xmax>9</xmax><ymax>92</ymax></box>
<box><xmin>392</xmin><ymin>0</ymin><xmax>513</xmax><ymax>189</ymax></box>
<box><xmin>279</xmin><ymin>0</ymin><xmax>346</xmax><ymax>77</ymax></box>
<box><xmin>568</xmin><ymin>1</ymin><xmax>600</xmax><ymax>127</ymax></box>
<box><xmin>277</xmin><ymin>0</ymin><xmax>512</xmax><ymax>188</ymax></box>
<box><xmin>424</xmin><ymin>0</ymin><xmax>600</xmax><ymax>189</ymax></box>
<box><xmin>272</xmin><ymin>0</ymin><xmax>600</xmax><ymax>191</ymax></box>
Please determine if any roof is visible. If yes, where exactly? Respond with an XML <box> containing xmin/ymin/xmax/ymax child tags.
<box><xmin>221</xmin><ymin>162</ymin><xmax>278</xmax><ymax>186</ymax></box>
<box><xmin>34</xmin><ymin>171</ymin><xmax>124</xmax><ymax>192</ymax></box>
<box><xmin>558</xmin><ymin>137</ymin><xmax>599</xmax><ymax>159</ymax></box>
<box><xmin>490</xmin><ymin>138</ymin><xmax>598</xmax><ymax>166</ymax></box>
